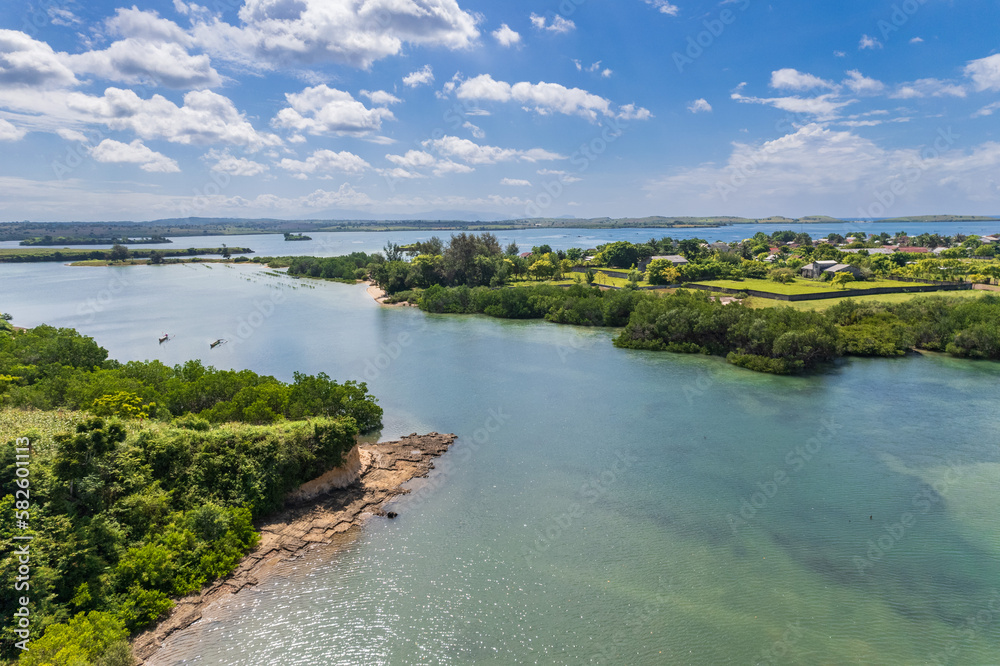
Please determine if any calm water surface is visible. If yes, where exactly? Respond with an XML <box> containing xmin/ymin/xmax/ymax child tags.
<box><xmin>3</xmin><ymin>221</ymin><xmax>999</xmax><ymax>256</ymax></box>
<box><xmin>2</xmin><ymin>262</ymin><xmax>999</xmax><ymax>665</ymax></box>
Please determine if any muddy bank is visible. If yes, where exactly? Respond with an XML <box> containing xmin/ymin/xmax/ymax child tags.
<box><xmin>133</xmin><ymin>432</ymin><xmax>457</xmax><ymax>663</ymax></box>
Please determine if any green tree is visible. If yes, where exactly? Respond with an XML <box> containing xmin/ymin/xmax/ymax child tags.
<box><xmin>768</xmin><ymin>267</ymin><xmax>796</xmax><ymax>284</ymax></box>
<box><xmin>529</xmin><ymin>259</ymin><xmax>555</xmax><ymax>280</ymax></box>
<box><xmin>645</xmin><ymin>259</ymin><xmax>680</xmax><ymax>285</ymax></box>
<box><xmin>148</xmin><ymin>250</ymin><xmax>164</xmax><ymax>265</ymax></box>
<box><xmin>832</xmin><ymin>272</ymin><xmax>856</xmax><ymax>289</ymax></box>
<box><xmin>869</xmin><ymin>255</ymin><xmax>894</xmax><ymax>276</ymax></box>
<box><xmin>600</xmin><ymin>241</ymin><xmax>639</xmax><ymax>268</ymax></box>
<box><xmin>677</xmin><ymin>239</ymin><xmax>705</xmax><ymax>260</ymax></box>
<box><xmin>108</xmin><ymin>244</ymin><xmax>130</xmax><ymax>263</ymax></box>
<box><xmin>407</xmin><ymin>254</ymin><xmax>444</xmax><ymax>288</ymax></box>
<box><xmin>91</xmin><ymin>391</ymin><xmax>153</xmax><ymax>419</ymax></box>
<box><xmin>18</xmin><ymin>611</ymin><xmax>133</xmax><ymax>666</ymax></box>
<box><xmin>383</xmin><ymin>242</ymin><xmax>404</xmax><ymax>262</ymax></box>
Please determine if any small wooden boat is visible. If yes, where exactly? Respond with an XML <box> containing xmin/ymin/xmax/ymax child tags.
<box><xmin>158</xmin><ymin>334</ymin><xmax>170</xmax><ymax>343</ymax></box>
<box><xmin>210</xmin><ymin>338</ymin><xmax>226</xmax><ymax>348</ymax></box>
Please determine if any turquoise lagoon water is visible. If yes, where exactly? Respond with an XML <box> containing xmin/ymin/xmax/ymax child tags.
<box><xmin>2</xmin><ymin>261</ymin><xmax>999</xmax><ymax>664</ymax></box>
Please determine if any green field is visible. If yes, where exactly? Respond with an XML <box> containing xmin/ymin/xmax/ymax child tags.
<box><xmin>590</xmin><ymin>271</ymin><xmax>651</xmax><ymax>288</ymax></box>
<box><xmin>510</xmin><ymin>270</ymin><xmax>651</xmax><ymax>289</ymax></box>
<box><xmin>690</xmin><ymin>277</ymin><xmax>932</xmax><ymax>296</ymax></box>
<box><xmin>510</xmin><ymin>278</ymin><xmax>579</xmax><ymax>288</ymax></box>
<box><xmin>0</xmin><ymin>247</ymin><xmax>71</xmax><ymax>257</ymax></box>
<box><xmin>744</xmin><ymin>290</ymin><xmax>988</xmax><ymax>311</ymax></box>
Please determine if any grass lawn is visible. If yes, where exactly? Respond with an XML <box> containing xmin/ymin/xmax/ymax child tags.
<box><xmin>510</xmin><ymin>272</ymin><xmax>651</xmax><ymax>289</ymax></box>
<box><xmin>691</xmin><ymin>277</ymin><xmax>932</xmax><ymax>296</ymax></box>
<box><xmin>744</xmin><ymin>290</ymin><xmax>987</xmax><ymax>311</ymax></box>
<box><xmin>509</xmin><ymin>278</ymin><xmax>579</xmax><ymax>287</ymax></box>
<box><xmin>591</xmin><ymin>271</ymin><xmax>650</xmax><ymax>288</ymax></box>
<box><xmin>0</xmin><ymin>247</ymin><xmax>74</xmax><ymax>257</ymax></box>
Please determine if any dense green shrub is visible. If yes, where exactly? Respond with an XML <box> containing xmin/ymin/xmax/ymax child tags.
<box><xmin>0</xmin><ymin>414</ymin><xmax>358</xmax><ymax>658</ymax></box>
<box><xmin>0</xmin><ymin>325</ymin><xmax>378</xmax><ymax>659</ymax></box>
<box><xmin>0</xmin><ymin>329</ymin><xmax>382</xmax><ymax>431</ymax></box>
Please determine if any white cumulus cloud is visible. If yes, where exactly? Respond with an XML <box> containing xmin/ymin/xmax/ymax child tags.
<box><xmin>965</xmin><ymin>54</ymin><xmax>1000</xmax><ymax>92</ymax></box>
<box><xmin>422</xmin><ymin>135</ymin><xmax>563</xmax><ymax>164</ymax></box>
<box><xmin>731</xmin><ymin>90</ymin><xmax>854</xmax><ymax>120</ymax></box>
<box><xmin>65</xmin><ymin>39</ymin><xmax>222</xmax><ymax>89</ymax></box>
<box><xmin>386</xmin><ymin>150</ymin><xmax>437</xmax><ymax>169</ymax></box>
<box><xmin>843</xmin><ymin>70</ymin><xmax>885</xmax><ymax>94</ymax></box>
<box><xmin>207</xmin><ymin>149</ymin><xmax>269</xmax><ymax>176</ymax></box>
<box><xmin>272</xmin><ymin>85</ymin><xmax>394</xmax><ymax>137</ymax></box>
<box><xmin>361</xmin><ymin>89</ymin><xmax>402</xmax><ymax>105</ymax></box>
<box><xmin>646</xmin><ymin>124</ymin><xmax>1000</xmax><ymax>212</ymax></box>
<box><xmin>770</xmin><ymin>68</ymin><xmax>836</xmax><ymax>91</ymax></box>
<box><xmin>69</xmin><ymin>88</ymin><xmax>282</xmax><ymax>150</ymax></box>
<box><xmin>0</xmin><ymin>118</ymin><xmax>26</xmax><ymax>141</ymax></box>
<box><xmin>403</xmin><ymin>65</ymin><xmax>435</xmax><ymax>88</ymax></box>
<box><xmin>91</xmin><ymin>138</ymin><xmax>180</xmax><ymax>172</ymax></box>
<box><xmin>455</xmin><ymin>74</ymin><xmax>650</xmax><ymax>122</ymax></box>
<box><xmin>891</xmin><ymin>78</ymin><xmax>966</xmax><ymax>99</ymax></box>
<box><xmin>643</xmin><ymin>0</ymin><xmax>679</xmax><ymax>16</ymax></box>
<box><xmin>189</xmin><ymin>0</ymin><xmax>479</xmax><ymax>70</ymax></box>
<box><xmin>105</xmin><ymin>7</ymin><xmax>194</xmax><ymax>45</ymax></box>
<box><xmin>687</xmin><ymin>99</ymin><xmax>712</xmax><ymax>113</ymax></box>
<box><xmin>973</xmin><ymin>101</ymin><xmax>1000</xmax><ymax>118</ymax></box>
<box><xmin>492</xmin><ymin>24</ymin><xmax>521</xmax><ymax>47</ymax></box>
<box><xmin>859</xmin><ymin>34</ymin><xmax>882</xmax><ymax>50</ymax></box>
<box><xmin>0</xmin><ymin>30</ymin><xmax>78</xmax><ymax>89</ymax></box>
<box><xmin>529</xmin><ymin>13</ymin><xmax>575</xmax><ymax>33</ymax></box>
<box><xmin>278</xmin><ymin>149</ymin><xmax>370</xmax><ymax>176</ymax></box>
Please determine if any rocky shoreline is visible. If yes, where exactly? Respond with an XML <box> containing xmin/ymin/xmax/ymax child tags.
<box><xmin>132</xmin><ymin>431</ymin><xmax>457</xmax><ymax>663</ymax></box>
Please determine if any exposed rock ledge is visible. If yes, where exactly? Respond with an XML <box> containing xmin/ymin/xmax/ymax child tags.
<box><xmin>132</xmin><ymin>432</ymin><xmax>457</xmax><ymax>663</ymax></box>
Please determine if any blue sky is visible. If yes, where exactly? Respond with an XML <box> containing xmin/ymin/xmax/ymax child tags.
<box><xmin>0</xmin><ymin>0</ymin><xmax>998</xmax><ymax>222</ymax></box>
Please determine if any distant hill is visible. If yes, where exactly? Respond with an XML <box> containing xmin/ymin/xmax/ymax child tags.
<box><xmin>875</xmin><ymin>215</ymin><xmax>1000</xmax><ymax>224</ymax></box>
<box><xmin>799</xmin><ymin>215</ymin><xmax>843</xmax><ymax>223</ymax></box>
<box><xmin>1</xmin><ymin>214</ymin><xmax>996</xmax><ymax>241</ymax></box>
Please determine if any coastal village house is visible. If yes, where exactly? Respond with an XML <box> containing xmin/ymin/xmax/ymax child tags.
<box><xmin>823</xmin><ymin>263</ymin><xmax>864</xmax><ymax>278</ymax></box>
<box><xmin>801</xmin><ymin>261</ymin><xmax>863</xmax><ymax>279</ymax></box>
<box><xmin>800</xmin><ymin>260</ymin><xmax>839</xmax><ymax>278</ymax></box>
<box><xmin>842</xmin><ymin>247</ymin><xmax>893</xmax><ymax>255</ymax></box>
<box><xmin>639</xmin><ymin>255</ymin><xmax>689</xmax><ymax>271</ymax></box>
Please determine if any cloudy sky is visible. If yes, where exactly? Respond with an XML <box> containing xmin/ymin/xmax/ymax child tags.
<box><xmin>0</xmin><ymin>0</ymin><xmax>998</xmax><ymax>221</ymax></box>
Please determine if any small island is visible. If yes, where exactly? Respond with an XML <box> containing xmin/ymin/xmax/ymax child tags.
<box><xmin>19</xmin><ymin>235</ymin><xmax>171</xmax><ymax>246</ymax></box>
<box><xmin>0</xmin><ymin>244</ymin><xmax>254</xmax><ymax>264</ymax></box>
<box><xmin>283</xmin><ymin>232</ymin><xmax>312</xmax><ymax>241</ymax></box>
